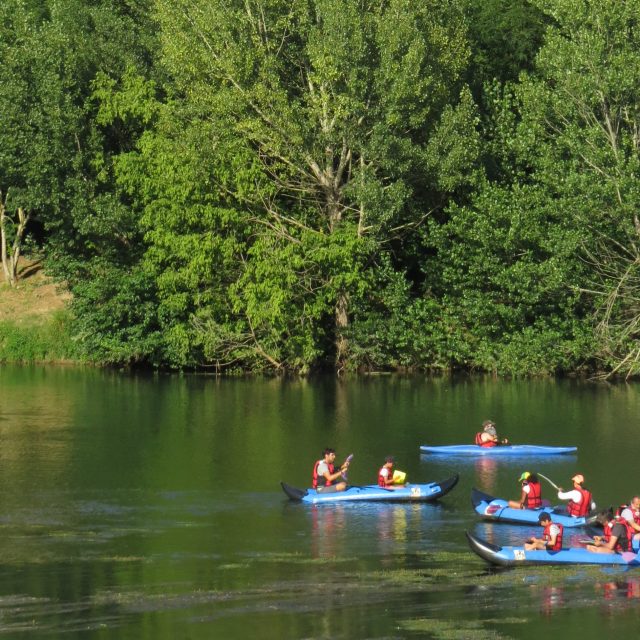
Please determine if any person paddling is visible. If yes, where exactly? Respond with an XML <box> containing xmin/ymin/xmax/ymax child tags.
<box><xmin>378</xmin><ymin>455</ymin><xmax>405</xmax><ymax>489</ymax></box>
<box><xmin>587</xmin><ymin>510</ymin><xmax>633</xmax><ymax>554</ymax></box>
<box><xmin>525</xmin><ymin>512</ymin><xmax>563</xmax><ymax>551</ymax></box>
<box><xmin>508</xmin><ymin>471</ymin><xmax>542</xmax><ymax>510</ymax></box>
<box><xmin>556</xmin><ymin>474</ymin><xmax>594</xmax><ymax>517</ymax></box>
<box><xmin>312</xmin><ymin>448</ymin><xmax>350</xmax><ymax>493</ymax></box>
<box><xmin>474</xmin><ymin>420</ymin><xmax>509</xmax><ymax>447</ymax></box>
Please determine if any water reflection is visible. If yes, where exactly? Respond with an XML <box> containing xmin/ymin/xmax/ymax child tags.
<box><xmin>596</xmin><ymin>577</ymin><xmax>640</xmax><ymax>602</ymax></box>
<box><xmin>474</xmin><ymin>458</ymin><xmax>498</xmax><ymax>492</ymax></box>
<box><xmin>308</xmin><ymin>502</ymin><xmax>430</xmax><ymax>562</ymax></box>
<box><xmin>310</xmin><ymin>504</ymin><xmax>347</xmax><ymax>558</ymax></box>
<box><xmin>540</xmin><ymin>585</ymin><xmax>564</xmax><ymax>616</ymax></box>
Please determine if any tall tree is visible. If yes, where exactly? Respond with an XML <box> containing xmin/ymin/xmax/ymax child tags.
<box><xmin>428</xmin><ymin>0</ymin><xmax>640</xmax><ymax>376</ymax></box>
<box><xmin>145</xmin><ymin>0</ymin><xmax>476</xmax><ymax>371</ymax></box>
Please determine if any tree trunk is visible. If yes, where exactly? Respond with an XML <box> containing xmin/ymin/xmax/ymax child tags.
<box><xmin>335</xmin><ymin>291</ymin><xmax>349</xmax><ymax>371</ymax></box>
<box><xmin>0</xmin><ymin>191</ymin><xmax>30</xmax><ymax>287</ymax></box>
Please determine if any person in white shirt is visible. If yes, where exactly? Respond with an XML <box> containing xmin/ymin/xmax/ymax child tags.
<box><xmin>525</xmin><ymin>512</ymin><xmax>563</xmax><ymax>551</ymax></box>
<box><xmin>618</xmin><ymin>496</ymin><xmax>640</xmax><ymax>541</ymax></box>
<box><xmin>556</xmin><ymin>474</ymin><xmax>595</xmax><ymax>517</ymax></box>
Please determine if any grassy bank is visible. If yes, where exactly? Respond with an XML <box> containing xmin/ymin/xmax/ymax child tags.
<box><xmin>0</xmin><ymin>311</ymin><xmax>80</xmax><ymax>363</ymax></box>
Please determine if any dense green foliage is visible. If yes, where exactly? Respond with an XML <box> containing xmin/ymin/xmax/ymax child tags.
<box><xmin>2</xmin><ymin>0</ymin><xmax>639</xmax><ymax>376</ymax></box>
<box><xmin>0</xmin><ymin>311</ymin><xmax>78</xmax><ymax>363</ymax></box>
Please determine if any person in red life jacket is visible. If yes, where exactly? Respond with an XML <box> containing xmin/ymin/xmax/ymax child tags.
<box><xmin>377</xmin><ymin>456</ymin><xmax>406</xmax><ymax>489</ymax></box>
<box><xmin>312</xmin><ymin>448</ymin><xmax>350</xmax><ymax>493</ymax></box>
<box><xmin>587</xmin><ymin>510</ymin><xmax>633</xmax><ymax>554</ymax></box>
<box><xmin>508</xmin><ymin>471</ymin><xmax>543</xmax><ymax>509</ymax></box>
<box><xmin>556</xmin><ymin>474</ymin><xmax>595</xmax><ymax>517</ymax></box>
<box><xmin>525</xmin><ymin>512</ymin><xmax>563</xmax><ymax>551</ymax></box>
<box><xmin>618</xmin><ymin>496</ymin><xmax>640</xmax><ymax>542</ymax></box>
<box><xmin>474</xmin><ymin>420</ymin><xmax>509</xmax><ymax>447</ymax></box>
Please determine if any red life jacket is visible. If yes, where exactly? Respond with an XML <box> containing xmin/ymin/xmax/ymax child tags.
<box><xmin>543</xmin><ymin>522</ymin><xmax>563</xmax><ymax>551</ymax></box>
<box><xmin>524</xmin><ymin>480</ymin><xmax>542</xmax><ymax>508</ymax></box>
<box><xmin>567</xmin><ymin>487</ymin><xmax>592</xmax><ymax>517</ymax></box>
<box><xmin>475</xmin><ymin>432</ymin><xmax>497</xmax><ymax>448</ymax></box>
<box><xmin>616</xmin><ymin>504</ymin><xmax>640</xmax><ymax>526</ymax></box>
<box><xmin>312</xmin><ymin>460</ymin><xmax>334</xmax><ymax>489</ymax></box>
<box><xmin>378</xmin><ymin>466</ymin><xmax>391</xmax><ymax>487</ymax></box>
<box><xmin>603</xmin><ymin>517</ymin><xmax>633</xmax><ymax>552</ymax></box>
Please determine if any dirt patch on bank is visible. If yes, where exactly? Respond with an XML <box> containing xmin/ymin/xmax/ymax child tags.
<box><xmin>0</xmin><ymin>258</ymin><xmax>71</xmax><ymax>324</ymax></box>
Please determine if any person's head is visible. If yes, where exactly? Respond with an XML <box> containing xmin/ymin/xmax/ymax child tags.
<box><xmin>384</xmin><ymin>455</ymin><xmax>395</xmax><ymax>466</ymax></box>
<box><xmin>323</xmin><ymin>447</ymin><xmax>336</xmax><ymax>461</ymax></box>
<box><xmin>631</xmin><ymin>496</ymin><xmax>640</xmax><ymax>511</ymax></box>
<box><xmin>518</xmin><ymin>471</ymin><xmax>531</xmax><ymax>484</ymax></box>
<box><xmin>595</xmin><ymin>510</ymin><xmax>614</xmax><ymax>527</ymax></box>
<box><xmin>482</xmin><ymin>420</ymin><xmax>497</xmax><ymax>436</ymax></box>
<box><xmin>538</xmin><ymin>512</ymin><xmax>551</xmax><ymax>526</ymax></box>
<box><xmin>571</xmin><ymin>474</ymin><xmax>585</xmax><ymax>486</ymax></box>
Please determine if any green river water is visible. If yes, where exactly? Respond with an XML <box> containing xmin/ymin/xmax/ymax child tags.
<box><xmin>0</xmin><ymin>366</ymin><xmax>639</xmax><ymax>638</ymax></box>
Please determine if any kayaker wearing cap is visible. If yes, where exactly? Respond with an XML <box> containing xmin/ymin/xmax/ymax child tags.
<box><xmin>474</xmin><ymin>420</ymin><xmax>509</xmax><ymax>447</ymax></box>
<box><xmin>313</xmin><ymin>448</ymin><xmax>350</xmax><ymax>493</ymax></box>
<box><xmin>508</xmin><ymin>471</ymin><xmax>542</xmax><ymax>510</ymax></box>
<box><xmin>378</xmin><ymin>456</ymin><xmax>406</xmax><ymax>489</ymax></box>
<box><xmin>525</xmin><ymin>512</ymin><xmax>563</xmax><ymax>551</ymax></box>
<box><xmin>587</xmin><ymin>510</ymin><xmax>633</xmax><ymax>554</ymax></box>
<box><xmin>556</xmin><ymin>474</ymin><xmax>595</xmax><ymax>517</ymax></box>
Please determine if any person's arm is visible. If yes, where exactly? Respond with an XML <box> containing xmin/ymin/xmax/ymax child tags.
<box><xmin>380</xmin><ymin>468</ymin><xmax>393</xmax><ymax>486</ymax></box>
<box><xmin>591</xmin><ymin>525</ymin><xmax>620</xmax><ymax>551</ymax></box>
<box><xmin>518</xmin><ymin>487</ymin><xmax>528</xmax><ymax>508</ymax></box>
<box><xmin>545</xmin><ymin>526</ymin><xmax>559</xmax><ymax>549</ymax></box>
<box><xmin>323</xmin><ymin>465</ymin><xmax>347</xmax><ymax>483</ymax></box>
<box><xmin>557</xmin><ymin>489</ymin><xmax>579</xmax><ymax>501</ymax></box>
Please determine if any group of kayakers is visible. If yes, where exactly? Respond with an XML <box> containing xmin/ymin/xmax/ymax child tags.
<box><xmin>476</xmin><ymin>419</ymin><xmax>640</xmax><ymax>555</ymax></box>
<box><xmin>312</xmin><ymin>448</ymin><xmax>406</xmax><ymax>493</ymax></box>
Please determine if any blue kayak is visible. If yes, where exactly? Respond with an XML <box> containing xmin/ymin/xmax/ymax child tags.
<box><xmin>467</xmin><ymin>531</ymin><xmax>640</xmax><ymax>567</ymax></box>
<box><xmin>281</xmin><ymin>475</ymin><xmax>458</xmax><ymax>504</ymax></box>
<box><xmin>471</xmin><ymin>488</ymin><xmax>595</xmax><ymax>528</ymax></box>
<box><xmin>420</xmin><ymin>444</ymin><xmax>577</xmax><ymax>456</ymax></box>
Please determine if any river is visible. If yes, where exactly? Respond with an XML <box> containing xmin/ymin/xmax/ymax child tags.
<box><xmin>0</xmin><ymin>366</ymin><xmax>639</xmax><ymax>638</ymax></box>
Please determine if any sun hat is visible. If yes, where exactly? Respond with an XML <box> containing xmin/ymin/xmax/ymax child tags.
<box><xmin>571</xmin><ymin>474</ymin><xmax>584</xmax><ymax>484</ymax></box>
<box><xmin>518</xmin><ymin>471</ymin><xmax>531</xmax><ymax>482</ymax></box>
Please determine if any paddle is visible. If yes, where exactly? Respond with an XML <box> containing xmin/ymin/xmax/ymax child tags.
<box><xmin>537</xmin><ymin>472</ymin><xmax>561</xmax><ymax>492</ymax></box>
<box><xmin>341</xmin><ymin>453</ymin><xmax>354</xmax><ymax>481</ymax></box>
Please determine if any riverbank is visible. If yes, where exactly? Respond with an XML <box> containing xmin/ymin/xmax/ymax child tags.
<box><xmin>0</xmin><ymin>258</ymin><xmax>77</xmax><ymax>363</ymax></box>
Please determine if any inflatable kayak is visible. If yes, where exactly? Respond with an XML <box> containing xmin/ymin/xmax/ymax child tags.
<box><xmin>471</xmin><ymin>488</ymin><xmax>595</xmax><ymax>528</ymax></box>
<box><xmin>280</xmin><ymin>474</ymin><xmax>459</xmax><ymax>504</ymax></box>
<box><xmin>466</xmin><ymin>531</ymin><xmax>640</xmax><ymax>567</ymax></box>
<box><xmin>420</xmin><ymin>444</ymin><xmax>577</xmax><ymax>456</ymax></box>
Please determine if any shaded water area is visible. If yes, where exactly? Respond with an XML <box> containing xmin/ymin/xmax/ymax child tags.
<box><xmin>1</xmin><ymin>366</ymin><xmax>640</xmax><ymax>638</ymax></box>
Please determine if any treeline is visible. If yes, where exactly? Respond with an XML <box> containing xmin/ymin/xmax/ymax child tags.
<box><xmin>1</xmin><ymin>0</ymin><xmax>639</xmax><ymax>377</ymax></box>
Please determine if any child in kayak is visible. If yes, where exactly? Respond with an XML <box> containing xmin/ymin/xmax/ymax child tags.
<box><xmin>508</xmin><ymin>471</ymin><xmax>542</xmax><ymax>509</ymax></box>
<box><xmin>525</xmin><ymin>512</ymin><xmax>563</xmax><ymax>551</ymax></box>
<box><xmin>378</xmin><ymin>456</ymin><xmax>406</xmax><ymax>489</ymax></box>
